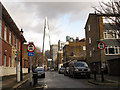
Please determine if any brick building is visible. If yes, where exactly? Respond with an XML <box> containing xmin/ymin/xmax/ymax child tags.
<box><xmin>0</xmin><ymin>3</ymin><xmax>26</xmax><ymax>76</ymax></box>
<box><xmin>85</xmin><ymin>13</ymin><xmax>120</xmax><ymax>75</ymax></box>
<box><xmin>23</xmin><ymin>44</ymin><xmax>29</xmax><ymax>68</ymax></box>
<box><xmin>63</xmin><ymin>38</ymin><xmax>86</xmax><ymax>67</ymax></box>
<box><xmin>57</xmin><ymin>40</ymin><xmax>66</xmax><ymax>70</ymax></box>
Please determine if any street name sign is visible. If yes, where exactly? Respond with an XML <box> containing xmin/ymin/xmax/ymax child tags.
<box><xmin>97</xmin><ymin>41</ymin><xmax>105</xmax><ymax>50</ymax></box>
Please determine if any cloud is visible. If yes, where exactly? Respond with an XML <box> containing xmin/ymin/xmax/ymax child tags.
<box><xmin>2</xmin><ymin>1</ymin><xmax>102</xmax><ymax>50</ymax></box>
<box><xmin>3</xmin><ymin>2</ymin><xmax>98</xmax><ymax>33</ymax></box>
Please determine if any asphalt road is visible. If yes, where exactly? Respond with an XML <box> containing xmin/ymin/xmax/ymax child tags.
<box><xmin>18</xmin><ymin>71</ymin><xmax>118</xmax><ymax>89</ymax></box>
<box><xmin>36</xmin><ymin>71</ymin><xmax>97</xmax><ymax>88</ymax></box>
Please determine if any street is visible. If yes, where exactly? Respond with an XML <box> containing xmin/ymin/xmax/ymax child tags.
<box><xmin>18</xmin><ymin>71</ymin><xmax>109</xmax><ymax>89</ymax></box>
<box><xmin>39</xmin><ymin>71</ymin><xmax>94</xmax><ymax>88</ymax></box>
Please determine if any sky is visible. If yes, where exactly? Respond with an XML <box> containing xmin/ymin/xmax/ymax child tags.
<box><xmin>1</xmin><ymin>0</ymin><xmax>111</xmax><ymax>51</ymax></box>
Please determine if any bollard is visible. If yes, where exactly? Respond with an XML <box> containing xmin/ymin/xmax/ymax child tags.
<box><xmin>33</xmin><ymin>73</ymin><xmax>38</xmax><ymax>86</ymax></box>
<box><xmin>101</xmin><ymin>68</ymin><xmax>104</xmax><ymax>82</ymax></box>
<box><xmin>94</xmin><ymin>70</ymin><xmax>96</xmax><ymax>81</ymax></box>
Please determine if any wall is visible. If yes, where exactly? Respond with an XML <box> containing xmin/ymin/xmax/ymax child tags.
<box><xmin>0</xmin><ymin>66</ymin><xmax>28</xmax><ymax>76</ymax></box>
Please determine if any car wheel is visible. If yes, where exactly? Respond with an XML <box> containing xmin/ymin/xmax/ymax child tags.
<box><xmin>87</xmin><ymin>74</ymin><xmax>90</xmax><ymax>78</ymax></box>
<box><xmin>42</xmin><ymin>74</ymin><xmax>45</xmax><ymax>78</ymax></box>
<box><xmin>72</xmin><ymin>73</ymin><xmax>75</xmax><ymax>78</ymax></box>
<box><xmin>68</xmin><ymin>73</ymin><xmax>71</xmax><ymax>77</ymax></box>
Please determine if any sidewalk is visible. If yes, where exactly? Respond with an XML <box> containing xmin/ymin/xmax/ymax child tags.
<box><xmin>88</xmin><ymin>74</ymin><xmax>120</xmax><ymax>87</ymax></box>
<box><xmin>2</xmin><ymin>73</ymin><xmax>30</xmax><ymax>89</ymax></box>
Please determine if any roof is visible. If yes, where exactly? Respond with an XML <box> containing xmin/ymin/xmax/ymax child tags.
<box><xmin>1</xmin><ymin>3</ymin><xmax>26</xmax><ymax>42</ymax></box>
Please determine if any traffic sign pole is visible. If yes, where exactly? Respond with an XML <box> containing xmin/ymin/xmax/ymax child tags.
<box><xmin>27</xmin><ymin>43</ymin><xmax>35</xmax><ymax>86</ymax></box>
<box><xmin>30</xmin><ymin>56</ymin><xmax>33</xmax><ymax>85</ymax></box>
<box><xmin>97</xmin><ymin>41</ymin><xmax>105</xmax><ymax>82</ymax></box>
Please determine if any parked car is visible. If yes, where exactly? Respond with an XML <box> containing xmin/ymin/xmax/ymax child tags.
<box><xmin>69</xmin><ymin>61</ymin><xmax>90</xmax><ymax>78</ymax></box>
<box><xmin>64</xmin><ymin>67</ymin><xmax>69</xmax><ymax>76</ymax></box>
<box><xmin>58</xmin><ymin>67</ymin><xmax>65</xmax><ymax>74</ymax></box>
<box><xmin>50</xmin><ymin>68</ymin><xmax>54</xmax><ymax>71</ymax></box>
<box><xmin>34</xmin><ymin>67</ymin><xmax>45</xmax><ymax>78</ymax></box>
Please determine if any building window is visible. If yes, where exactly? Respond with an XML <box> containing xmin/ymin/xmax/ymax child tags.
<box><xmin>109</xmin><ymin>47</ymin><xmax>114</xmax><ymax>54</ymax></box>
<box><xmin>13</xmin><ymin>34</ymin><xmax>15</xmax><ymax>46</ymax></box>
<box><xmin>88</xmin><ymin>25</ymin><xmax>90</xmax><ymax>31</ymax></box>
<box><xmin>4</xmin><ymin>55</ymin><xmax>7</xmax><ymax>67</ymax></box>
<box><xmin>4</xmin><ymin>25</ymin><xmax>7</xmax><ymax>41</ymax></box>
<box><xmin>9</xmin><ymin>30</ymin><xmax>11</xmax><ymax>44</ymax></box>
<box><xmin>90</xmin><ymin>51</ymin><xmax>92</xmax><ymax>57</ymax></box>
<box><xmin>104</xmin><ymin>30</ymin><xmax>120</xmax><ymax>39</ymax></box>
<box><xmin>104</xmin><ymin>32</ymin><xmax>107</xmax><ymax>39</ymax></box>
<box><xmin>16</xmin><ymin>38</ymin><xmax>18</xmax><ymax>49</ymax></box>
<box><xmin>19</xmin><ymin>41</ymin><xmax>20</xmax><ymax>51</ymax></box>
<box><xmin>83</xmin><ymin>46</ymin><xmax>86</xmax><ymax>50</ymax></box>
<box><xmin>117</xmin><ymin>31</ymin><xmax>120</xmax><ymax>39</ymax></box>
<box><xmin>0</xmin><ymin>20</ymin><xmax>2</xmax><ymax>37</ymax></box>
<box><xmin>105</xmin><ymin>46</ymin><xmax>120</xmax><ymax>55</ymax></box>
<box><xmin>9</xmin><ymin>57</ymin><xmax>11</xmax><ymax>67</ymax></box>
<box><xmin>105</xmin><ymin>46</ymin><xmax>108</xmax><ymax>54</ymax></box>
<box><xmin>89</xmin><ymin>38</ymin><xmax>91</xmax><ymax>44</ymax></box>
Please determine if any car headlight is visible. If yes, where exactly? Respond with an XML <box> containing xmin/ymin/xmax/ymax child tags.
<box><xmin>88</xmin><ymin>68</ymin><xmax>90</xmax><ymax>71</ymax></box>
<box><xmin>75</xmin><ymin>68</ymin><xmax>79</xmax><ymax>71</ymax></box>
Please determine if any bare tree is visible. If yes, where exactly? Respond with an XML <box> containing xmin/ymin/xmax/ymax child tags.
<box><xmin>93</xmin><ymin>0</ymin><xmax>120</xmax><ymax>31</ymax></box>
<box><xmin>32</xmin><ymin>47</ymin><xmax>43</xmax><ymax>68</ymax></box>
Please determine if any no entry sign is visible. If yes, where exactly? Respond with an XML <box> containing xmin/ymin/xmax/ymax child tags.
<box><xmin>97</xmin><ymin>41</ymin><xmax>105</xmax><ymax>50</ymax></box>
<box><xmin>27</xmin><ymin>43</ymin><xmax>35</xmax><ymax>52</ymax></box>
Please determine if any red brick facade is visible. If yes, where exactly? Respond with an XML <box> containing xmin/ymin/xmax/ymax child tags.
<box><xmin>0</xmin><ymin>4</ymin><xmax>26</xmax><ymax>68</ymax></box>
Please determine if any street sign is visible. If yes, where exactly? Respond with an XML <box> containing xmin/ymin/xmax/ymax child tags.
<box><xmin>97</xmin><ymin>41</ymin><xmax>105</xmax><ymax>50</ymax></box>
<box><xmin>28</xmin><ymin>52</ymin><xmax>34</xmax><ymax>56</ymax></box>
<box><xmin>27</xmin><ymin>43</ymin><xmax>35</xmax><ymax>52</ymax></box>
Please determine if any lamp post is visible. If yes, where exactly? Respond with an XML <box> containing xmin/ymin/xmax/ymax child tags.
<box><xmin>20</xmin><ymin>29</ymin><xmax>23</xmax><ymax>81</ymax></box>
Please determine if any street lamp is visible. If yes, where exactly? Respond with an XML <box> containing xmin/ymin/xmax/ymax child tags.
<box><xmin>20</xmin><ymin>29</ymin><xmax>23</xmax><ymax>81</ymax></box>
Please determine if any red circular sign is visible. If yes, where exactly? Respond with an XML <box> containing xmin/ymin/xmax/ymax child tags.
<box><xmin>97</xmin><ymin>41</ymin><xmax>105</xmax><ymax>50</ymax></box>
<box><xmin>27</xmin><ymin>43</ymin><xmax>35</xmax><ymax>52</ymax></box>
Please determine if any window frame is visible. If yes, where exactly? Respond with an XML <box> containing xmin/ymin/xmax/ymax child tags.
<box><xmin>4</xmin><ymin>55</ymin><xmax>7</xmax><ymax>67</ymax></box>
<box><xmin>105</xmin><ymin>46</ymin><xmax>120</xmax><ymax>55</ymax></box>
<box><xmin>4</xmin><ymin>25</ymin><xmax>7</xmax><ymax>41</ymax></box>
<box><xmin>0</xmin><ymin>19</ymin><xmax>2</xmax><ymax>38</ymax></box>
<box><xmin>9</xmin><ymin>30</ymin><xmax>11</xmax><ymax>44</ymax></box>
<box><xmin>88</xmin><ymin>25</ymin><xmax>90</xmax><ymax>32</ymax></box>
<box><xmin>9</xmin><ymin>56</ymin><xmax>11</xmax><ymax>67</ymax></box>
<box><xmin>103</xmin><ymin>30</ymin><xmax>120</xmax><ymax>39</ymax></box>
<box><xmin>89</xmin><ymin>37</ymin><xmax>91</xmax><ymax>44</ymax></box>
<box><xmin>90</xmin><ymin>51</ymin><xmax>92</xmax><ymax>57</ymax></box>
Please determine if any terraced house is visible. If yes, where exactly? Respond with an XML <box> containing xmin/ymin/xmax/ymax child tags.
<box><xmin>0</xmin><ymin>3</ymin><xmax>27</xmax><ymax>76</ymax></box>
<box><xmin>85</xmin><ymin>13</ymin><xmax>120</xmax><ymax>75</ymax></box>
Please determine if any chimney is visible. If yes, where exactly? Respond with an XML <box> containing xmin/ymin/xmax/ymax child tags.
<box><xmin>76</xmin><ymin>37</ymin><xmax>79</xmax><ymax>42</ymax></box>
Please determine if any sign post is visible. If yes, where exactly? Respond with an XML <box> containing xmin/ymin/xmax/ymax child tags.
<box><xmin>27</xmin><ymin>43</ymin><xmax>35</xmax><ymax>85</ymax></box>
<box><xmin>97</xmin><ymin>41</ymin><xmax>105</xmax><ymax>82</ymax></box>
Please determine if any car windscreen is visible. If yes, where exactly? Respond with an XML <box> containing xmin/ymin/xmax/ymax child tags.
<box><xmin>35</xmin><ymin>68</ymin><xmax>43</xmax><ymax>71</ymax></box>
<box><xmin>74</xmin><ymin>62</ymin><xmax>88</xmax><ymax>67</ymax></box>
<box><xmin>60</xmin><ymin>68</ymin><xmax>65</xmax><ymax>70</ymax></box>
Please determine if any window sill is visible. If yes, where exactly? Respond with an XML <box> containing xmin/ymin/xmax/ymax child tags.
<box><xmin>105</xmin><ymin>54</ymin><xmax>120</xmax><ymax>55</ymax></box>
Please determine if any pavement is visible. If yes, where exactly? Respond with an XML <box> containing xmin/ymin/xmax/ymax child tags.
<box><xmin>2</xmin><ymin>73</ymin><xmax>30</xmax><ymax>90</ymax></box>
<box><xmin>88</xmin><ymin>74</ymin><xmax>120</xmax><ymax>88</ymax></box>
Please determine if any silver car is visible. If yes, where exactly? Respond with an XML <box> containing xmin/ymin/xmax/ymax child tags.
<box><xmin>35</xmin><ymin>67</ymin><xmax>45</xmax><ymax>78</ymax></box>
<box><xmin>58</xmin><ymin>67</ymin><xmax>65</xmax><ymax>74</ymax></box>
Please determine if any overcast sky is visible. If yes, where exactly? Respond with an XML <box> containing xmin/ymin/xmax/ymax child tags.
<box><xmin>1</xmin><ymin>0</ymin><xmax>110</xmax><ymax>51</ymax></box>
